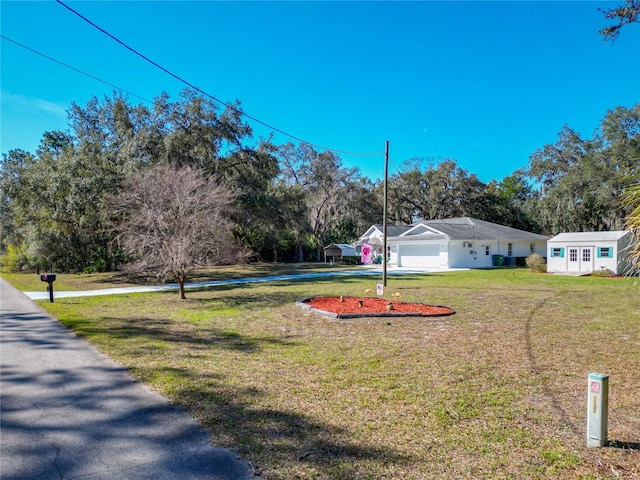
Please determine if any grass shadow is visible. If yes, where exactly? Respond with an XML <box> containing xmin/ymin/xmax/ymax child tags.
<box><xmin>68</xmin><ymin>315</ymin><xmax>296</xmax><ymax>354</ymax></box>
<box><xmin>139</xmin><ymin>365</ymin><xmax>417</xmax><ymax>477</ymax></box>
<box><xmin>607</xmin><ymin>440</ymin><xmax>640</xmax><ymax>450</ymax></box>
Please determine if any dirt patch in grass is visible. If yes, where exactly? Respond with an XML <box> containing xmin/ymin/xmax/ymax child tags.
<box><xmin>299</xmin><ymin>296</ymin><xmax>455</xmax><ymax>318</ymax></box>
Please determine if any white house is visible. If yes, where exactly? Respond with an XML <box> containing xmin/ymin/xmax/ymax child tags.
<box><xmin>358</xmin><ymin>225</ymin><xmax>411</xmax><ymax>263</ymax></box>
<box><xmin>546</xmin><ymin>231</ymin><xmax>632</xmax><ymax>275</ymax></box>
<box><xmin>359</xmin><ymin>217</ymin><xmax>548</xmax><ymax>269</ymax></box>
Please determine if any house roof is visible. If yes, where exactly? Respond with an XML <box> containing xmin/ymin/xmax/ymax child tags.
<box><xmin>324</xmin><ymin>243</ymin><xmax>357</xmax><ymax>252</ymax></box>
<box><xmin>387</xmin><ymin>232</ymin><xmax>449</xmax><ymax>242</ymax></box>
<box><xmin>395</xmin><ymin>217</ymin><xmax>548</xmax><ymax>241</ymax></box>
<box><xmin>548</xmin><ymin>231</ymin><xmax>630</xmax><ymax>243</ymax></box>
<box><xmin>360</xmin><ymin>225</ymin><xmax>412</xmax><ymax>242</ymax></box>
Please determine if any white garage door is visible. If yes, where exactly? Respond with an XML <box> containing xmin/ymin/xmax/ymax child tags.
<box><xmin>398</xmin><ymin>243</ymin><xmax>441</xmax><ymax>268</ymax></box>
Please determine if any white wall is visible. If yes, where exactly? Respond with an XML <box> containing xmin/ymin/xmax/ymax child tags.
<box><xmin>389</xmin><ymin>244</ymin><xmax>398</xmax><ymax>265</ymax></box>
<box><xmin>448</xmin><ymin>241</ymin><xmax>488</xmax><ymax>268</ymax></box>
<box><xmin>390</xmin><ymin>239</ymin><xmax>548</xmax><ymax>269</ymax></box>
<box><xmin>447</xmin><ymin>240</ymin><xmax>546</xmax><ymax>268</ymax></box>
<box><xmin>547</xmin><ymin>241</ymin><xmax>621</xmax><ymax>274</ymax></box>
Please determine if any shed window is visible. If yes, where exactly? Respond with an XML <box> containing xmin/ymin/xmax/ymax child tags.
<box><xmin>569</xmin><ymin>248</ymin><xmax>578</xmax><ymax>262</ymax></box>
<box><xmin>551</xmin><ymin>247</ymin><xmax>564</xmax><ymax>258</ymax></box>
<box><xmin>598</xmin><ymin>247</ymin><xmax>612</xmax><ymax>258</ymax></box>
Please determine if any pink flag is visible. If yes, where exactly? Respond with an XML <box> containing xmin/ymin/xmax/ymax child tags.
<box><xmin>361</xmin><ymin>243</ymin><xmax>372</xmax><ymax>264</ymax></box>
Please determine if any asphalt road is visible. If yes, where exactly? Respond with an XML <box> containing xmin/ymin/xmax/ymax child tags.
<box><xmin>0</xmin><ymin>277</ymin><xmax>255</xmax><ymax>480</ymax></box>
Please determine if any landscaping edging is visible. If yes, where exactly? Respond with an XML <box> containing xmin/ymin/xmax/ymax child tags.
<box><xmin>296</xmin><ymin>296</ymin><xmax>456</xmax><ymax>319</ymax></box>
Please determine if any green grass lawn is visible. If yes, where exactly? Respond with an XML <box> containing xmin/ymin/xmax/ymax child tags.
<box><xmin>6</xmin><ymin>267</ymin><xmax>640</xmax><ymax>479</ymax></box>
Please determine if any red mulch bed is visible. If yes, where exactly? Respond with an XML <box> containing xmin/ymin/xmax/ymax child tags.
<box><xmin>298</xmin><ymin>296</ymin><xmax>455</xmax><ymax>319</ymax></box>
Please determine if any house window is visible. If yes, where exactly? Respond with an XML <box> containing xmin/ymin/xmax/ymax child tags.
<box><xmin>530</xmin><ymin>243</ymin><xmax>535</xmax><ymax>254</ymax></box>
<box><xmin>569</xmin><ymin>248</ymin><xmax>578</xmax><ymax>262</ymax></box>
<box><xmin>598</xmin><ymin>247</ymin><xmax>611</xmax><ymax>258</ymax></box>
<box><xmin>485</xmin><ymin>246</ymin><xmax>490</xmax><ymax>256</ymax></box>
<box><xmin>551</xmin><ymin>247</ymin><xmax>564</xmax><ymax>258</ymax></box>
<box><xmin>582</xmin><ymin>249</ymin><xmax>591</xmax><ymax>262</ymax></box>
<box><xmin>507</xmin><ymin>243</ymin><xmax>513</xmax><ymax>256</ymax></box>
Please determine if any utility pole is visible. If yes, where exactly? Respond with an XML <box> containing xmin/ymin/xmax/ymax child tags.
<box><xmin>383</xmin><ymin>140</ymin><xmax>389</xmax><ymax>286</ymax></box>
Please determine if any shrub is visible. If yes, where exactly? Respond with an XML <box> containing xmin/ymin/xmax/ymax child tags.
<box><xmin>526</xmin><ymin>253</ymin><xmax>547</xmax><ymax>273</ymax></box>
<box><xmin>0</xmin><ymin>243</ymin><xmax>32</xmax><ymax>273</ymax></box>
<box><xmin>590</xmin><ymin>268</ymin><xmax>616</xmax><ymax>277</ymax></box>
<box><xmin>341</xmin><ymin>256</ymin><xmax>361</xmax><ymax>265</ymax></box>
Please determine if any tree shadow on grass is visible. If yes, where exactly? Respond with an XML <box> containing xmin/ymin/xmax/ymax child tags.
<box><xmin>135</xmin><ymin>365</ymin><xmax>416</xmax><ymax>478</ymax></box>
<box><xmin>66</xmin><ymin>314</ymin><xmax>297</xmax><ymax>354</ymax></box>
<box><xmin>74</xmin><ymin>318</ymin><xmax>416</xmax><ymax>475</ymax></box>
<box><xmin>2</xmin><ymin>310</ymin><xmax>414</xmax><ymax>479</ymax></box>
<box><xmin>0</xmin><ymin>308</ymin><xmax>252</xmax><ymax>480</ymax></box>
<box><xmin>181</xmin><ymin>275</ymin><xmax>387</xmax><ymax>311</ymax></box>
<box><xmin>57</xmin><ymin>300</ymin><xmax>416</xmax><ymax>476</ymax></box>
<box><xmin>190</xmin><ymin>290</ymin><xmax>308</xmax><ymax>310</ymax></box>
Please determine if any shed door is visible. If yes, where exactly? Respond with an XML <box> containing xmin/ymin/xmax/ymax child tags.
<box><xmin>568</xmin><ymin>248</ymin><xmax>579</xmax><ymax>270</ymax></box>
<box><xmin>398</xmin><ymin>243</ymin><xmax>440</xmax><ymax>268</ymax></box>
<box><xmin>580</xmin><ymin>247</ymin><xmax>594</xmax><ymax>273</ymax></box>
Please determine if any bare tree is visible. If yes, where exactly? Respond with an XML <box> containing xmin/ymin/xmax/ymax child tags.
<box><xmin>112</xmin><ymin>164</ymin><xmax>243</xmax><ymax>299</ymax></box>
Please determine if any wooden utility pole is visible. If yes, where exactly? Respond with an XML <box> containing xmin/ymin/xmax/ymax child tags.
<box><xmin>383</xmin><ymin>140</ymin><xmax>389</xmax><ymax>286</ymax></box>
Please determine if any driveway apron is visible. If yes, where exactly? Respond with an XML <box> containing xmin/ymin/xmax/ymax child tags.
<box><xmin>0</xmin><ymin>278</ymin><xmax>253</xmax><ymax>480</ymax></box>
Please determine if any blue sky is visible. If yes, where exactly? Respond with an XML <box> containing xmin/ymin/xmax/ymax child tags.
<box><xmin>1</xmin><ymin>1</ymin><xmax>639</xmax><ymax>183</ymax></box>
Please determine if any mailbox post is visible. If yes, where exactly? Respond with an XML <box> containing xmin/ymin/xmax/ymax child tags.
<box><xmin>40</xmin><ymin>273</ymin><xmax>56</xmax><ymax>303</ymax></box>
<box><xmin>587</xmin><ymin>373</ymin><xmax>609</xmax><ymax>447</ymax></box>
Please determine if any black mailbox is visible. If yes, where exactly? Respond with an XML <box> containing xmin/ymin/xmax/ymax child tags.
<box><xmin>40</xmin><ymin>274</ymin><xmax>56</xmax><ymax>283</ymax></box>
<box><xmin>40</xmin><ymin>273</ymin><xmax>56</xmax><ymax>302</ymax></box>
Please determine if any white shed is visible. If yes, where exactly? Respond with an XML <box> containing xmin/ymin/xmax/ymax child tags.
<box><xmin>546</xmin><ymin>231</ymin><xmax>632</xmax><ymax>275</ymax></box>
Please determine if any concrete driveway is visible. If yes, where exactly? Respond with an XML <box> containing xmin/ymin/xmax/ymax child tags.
<box><xmin>23</xmin><ymin>267</ymin><xmax>449</xmax><ymax>300</ymax></box>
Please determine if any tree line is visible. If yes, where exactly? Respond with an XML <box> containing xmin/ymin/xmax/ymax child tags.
<box><xmin>0</xmin><ymin>91</ymin><xmax>638</xmax><ymax>275</ymax></box>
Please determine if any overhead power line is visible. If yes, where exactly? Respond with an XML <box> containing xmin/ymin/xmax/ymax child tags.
<box><xmin>55</xmin><ymin>0</ymin><xmax>385</xmax><ymax>158</ymax></box>
<box><xmin>0</xmin><ymin>34</ymin><xmax>371</xmax><ymax>161</ymax></box>
<box><xmin>2</xmin><ymin>34</ymin><xmax>280</xmax><ymax>156</ymax></box>
<box><xmin>1</xmin><ymin>35</ymin><xmax>154</xmax><ymax>105</ymax></box>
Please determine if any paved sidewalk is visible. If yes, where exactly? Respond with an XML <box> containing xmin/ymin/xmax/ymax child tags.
<box><xmin>0</xmin><ymin>278</ymin><xmax>254</xmax><ymax>480</ymax></box>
